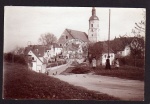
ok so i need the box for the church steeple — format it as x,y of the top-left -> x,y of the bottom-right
92,7 -> 96,16
88,7 -> 100,43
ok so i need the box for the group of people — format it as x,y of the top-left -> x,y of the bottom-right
91,56 -> 120,69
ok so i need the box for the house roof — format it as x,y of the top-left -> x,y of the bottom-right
109,37 -> 134,52
24,45 -> 46,57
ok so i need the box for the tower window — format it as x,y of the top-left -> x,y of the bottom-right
91,29 -> 93,32
91,24 -> 93,27
92,34 -> 93,36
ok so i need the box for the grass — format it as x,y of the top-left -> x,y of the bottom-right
64,63 -> 144,81
3,62 -> 119,100
92,65 -> 144,81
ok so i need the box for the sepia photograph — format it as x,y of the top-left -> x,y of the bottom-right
3,6 -> 145,101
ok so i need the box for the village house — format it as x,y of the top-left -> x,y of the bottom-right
44,43 -> 62,62
24,44 -> 62,73
24,45 -> 47,73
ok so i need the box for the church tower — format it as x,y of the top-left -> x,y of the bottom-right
88,7 -> 100,43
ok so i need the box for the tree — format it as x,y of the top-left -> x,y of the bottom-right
130,37 -> 144,67
130,9 -> 145,67
38,33 -> 57,46
132,9 -> 145,38
88,42 -> 103,63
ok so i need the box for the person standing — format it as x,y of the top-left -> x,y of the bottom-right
105,56 -> 111,69
92,58 -> 96,69
114,58 -> 119,69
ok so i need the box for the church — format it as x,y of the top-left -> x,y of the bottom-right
58,7 -> 115,65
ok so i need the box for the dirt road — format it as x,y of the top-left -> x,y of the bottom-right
52,74 -> 144,101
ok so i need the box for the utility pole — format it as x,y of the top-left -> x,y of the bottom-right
108,9 -> 111,57
105,9 -> 111,70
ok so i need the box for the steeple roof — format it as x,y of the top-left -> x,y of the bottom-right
89,7 -> 99,21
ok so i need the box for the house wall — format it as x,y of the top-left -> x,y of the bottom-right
122,46 -> 130,56
101,53 -> 115,66
28,51 -> 45,73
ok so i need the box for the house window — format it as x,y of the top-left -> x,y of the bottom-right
60,44 -> 62,46
91,24 -> 93,27
91,29 -> 93,32
111,54 -> 113,57
92,34 -> 93,36
105,55 -> 106,58
32,57 -> 34,60
66,36 -> 68,39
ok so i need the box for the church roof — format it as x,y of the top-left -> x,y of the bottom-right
89,7 -> 99,21
89,15 -> 99,21
66,29 -> 89,42
58,29 -> 89,44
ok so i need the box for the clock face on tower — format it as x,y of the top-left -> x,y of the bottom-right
62,39 -> 88,59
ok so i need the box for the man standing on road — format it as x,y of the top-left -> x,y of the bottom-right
105,56 -> 111,69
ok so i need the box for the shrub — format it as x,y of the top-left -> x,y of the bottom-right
4,52 -> 27,65
69,65 -> 90,74
119,56 -> 144,68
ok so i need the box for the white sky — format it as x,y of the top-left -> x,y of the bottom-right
4,6 -> 146,52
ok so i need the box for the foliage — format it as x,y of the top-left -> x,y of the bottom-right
88,42 -> 103,61
38,33 -> 57,45
92,65 -> 144,81
119,56 -> 144,68
69,63 -> 90,74
4,52 -> 27,65
130,37 -> 144,56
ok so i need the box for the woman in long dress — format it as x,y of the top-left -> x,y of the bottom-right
114,58 -> 119,69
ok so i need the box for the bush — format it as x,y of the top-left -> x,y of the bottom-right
4,53 -> 27,65
69,65 -> 90,74
119,56 -> 144,68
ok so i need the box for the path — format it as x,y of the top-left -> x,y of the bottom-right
47,60 -> 72,75
52,74 -> 144,101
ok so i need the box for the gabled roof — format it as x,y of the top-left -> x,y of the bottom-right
58,29 -> 89,44
109,37 -> 134,52
24,45 -> 46,57
66,29 -> 89,42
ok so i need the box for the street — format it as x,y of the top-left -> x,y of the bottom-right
52,73 -> 144,101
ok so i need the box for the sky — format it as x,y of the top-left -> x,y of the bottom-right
4,6 -> 146,52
